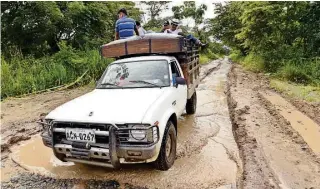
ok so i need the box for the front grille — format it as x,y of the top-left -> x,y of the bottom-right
52,122 -> 159,147
52,122 -> 111,151
54,122 -> 110,131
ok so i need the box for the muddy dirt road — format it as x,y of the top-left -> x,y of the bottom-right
1,58 -> 240,189
227,65 -> 320,189
1,59 -> 320,189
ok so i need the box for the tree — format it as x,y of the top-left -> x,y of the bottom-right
1,1 -> 142,58
1,2 -> 64,57
172,2 -> 207,40
172,2 -> 207,26
140,1 -> 170,30
209,2 -> 246,55
209,1 -> 320,73
141,1 -> 169,20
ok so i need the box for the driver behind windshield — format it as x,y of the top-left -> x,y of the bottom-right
97,60 -> 170,88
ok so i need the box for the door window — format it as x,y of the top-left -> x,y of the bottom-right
170,61 -> 181,77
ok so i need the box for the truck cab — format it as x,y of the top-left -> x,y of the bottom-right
40,34 -> 199,170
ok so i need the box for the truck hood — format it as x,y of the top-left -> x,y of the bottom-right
47,88 -> 165,124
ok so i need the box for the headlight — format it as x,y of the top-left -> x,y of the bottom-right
126,124 -> 158,143
129,125 -> 147,141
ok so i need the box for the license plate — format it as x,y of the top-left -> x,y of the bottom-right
65,128 -> 96,143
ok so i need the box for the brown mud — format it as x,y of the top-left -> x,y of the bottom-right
227,63 -> 320,189
1,86 -> 93,153
1,58 -> 240,189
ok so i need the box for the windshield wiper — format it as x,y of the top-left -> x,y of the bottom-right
99,82 -> 122,88
129,80 -> 161,87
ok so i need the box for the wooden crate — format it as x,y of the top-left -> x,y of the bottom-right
101,33 -> 184,58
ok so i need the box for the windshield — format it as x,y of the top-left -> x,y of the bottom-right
96,60 -> 170,89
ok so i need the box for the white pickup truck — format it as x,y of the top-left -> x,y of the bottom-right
40,35 -> 200,170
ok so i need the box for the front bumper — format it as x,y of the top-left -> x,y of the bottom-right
41,123 -> 159,168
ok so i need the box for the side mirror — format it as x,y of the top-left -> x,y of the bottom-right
176,77 -> 186,86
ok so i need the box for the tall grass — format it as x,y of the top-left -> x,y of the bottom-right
241,54 -> 265,73
277,58 -> 320,85
229,51 -> 320,86
1,43 -> 112,98
229,50 -> 244,63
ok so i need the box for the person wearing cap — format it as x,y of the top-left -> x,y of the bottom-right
136,21 -> 147,37
165,19 -> 207,47
115,8 -> 139,40
161,20 -> 171,33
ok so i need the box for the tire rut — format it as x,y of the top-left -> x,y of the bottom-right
227,63 -> 320,189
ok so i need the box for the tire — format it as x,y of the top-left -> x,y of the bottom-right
186,91 -> 197,114
154,121 -> 177,171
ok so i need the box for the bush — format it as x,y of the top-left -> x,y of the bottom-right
206,49 -> 219,60
278,64 -> 311,84
229,50 -> 244,63
241,54 -> 265,73
277,58 -> 320,85
200,54 -> 211,64
1,43 -> 112,99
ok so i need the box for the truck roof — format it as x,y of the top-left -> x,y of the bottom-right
112,55 -> 176,64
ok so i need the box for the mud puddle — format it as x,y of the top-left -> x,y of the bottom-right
4,59 -> 240,188
261,91 -> 320,156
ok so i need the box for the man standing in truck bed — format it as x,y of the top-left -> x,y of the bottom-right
115,8 -> 139,40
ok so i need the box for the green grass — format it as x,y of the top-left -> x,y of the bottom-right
200,54 -> 211,64
241,54 -> 265,73
229,50 -> 244,63
229,52 -> 264,72
1,43 -> 112,99
200,51 -> 220,65
229,50 -> 319,85
229,51 -> 320,102
270,79 -> 320,103
277,59 -> 320,86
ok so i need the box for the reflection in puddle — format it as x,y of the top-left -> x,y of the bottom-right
262,91 -> 320,156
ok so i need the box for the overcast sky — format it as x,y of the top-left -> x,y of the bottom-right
137,0 -> 218,27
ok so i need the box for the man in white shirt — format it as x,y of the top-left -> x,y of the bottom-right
165,19 -> 207,47
136,21 -> 147,37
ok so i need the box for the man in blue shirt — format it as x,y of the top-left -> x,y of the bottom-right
115,8 -> 139,40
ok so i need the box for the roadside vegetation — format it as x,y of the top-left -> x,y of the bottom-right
1,1 -> 224,99
1,2 -> 141,99
211,2 -> 320,100
270,79 -> 320,103
200,43 -> 226,64
1,44 -> 112,98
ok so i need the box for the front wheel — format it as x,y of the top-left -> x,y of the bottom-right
154,121 -> 177,171
186,91 -> 197,114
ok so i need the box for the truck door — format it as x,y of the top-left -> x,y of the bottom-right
170,60 -> 188,115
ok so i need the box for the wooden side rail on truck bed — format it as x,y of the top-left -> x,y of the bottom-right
101,33 -> 184,58
100,33 -> 200,99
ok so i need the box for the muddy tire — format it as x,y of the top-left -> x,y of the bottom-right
186,91 -> 197,114
154,121 -> 177,171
